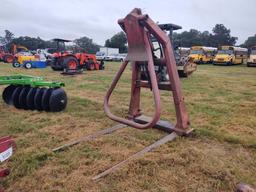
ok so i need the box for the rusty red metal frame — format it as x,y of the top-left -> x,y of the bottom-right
0,136 -> 15,178
52,8 -> 193,181
104,8 -> 191,135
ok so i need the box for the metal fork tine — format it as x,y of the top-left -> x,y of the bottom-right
92,132 -> 178,180
52,124 -> 127,152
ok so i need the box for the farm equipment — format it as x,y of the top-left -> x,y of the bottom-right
13,60 -> 47,69
13,55 -> 38,67
13,61 -> 46,69
49,39 -> 104,72
0,75 -> 67,112
53,8 -> 192,180
12,44 -> 28,55
175,48 -> 197,77
0,136 -> 16,191
12,50 -> 47,69
0,44 -> 28,64
0,46 -> 14,64
156,23 -> 197,77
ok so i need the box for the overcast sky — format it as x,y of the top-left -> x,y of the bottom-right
0,0 -> 255,45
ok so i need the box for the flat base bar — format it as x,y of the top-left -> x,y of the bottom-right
52,124 -> 127,152
135,115 -> 193,135
92,132 -> 178,180
135,115 -> 175,133
137,80 -> 172,91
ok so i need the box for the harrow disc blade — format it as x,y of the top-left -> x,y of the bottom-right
34,88 -> 46,111
49,88 -> 67,112
2,85 -> 18,105
18,86 -> 31,110
12,86 -> 24,109
41,88 -> 53,112
26,87 -> 38,110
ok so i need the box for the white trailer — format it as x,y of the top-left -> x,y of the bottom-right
96,47 -> 119,60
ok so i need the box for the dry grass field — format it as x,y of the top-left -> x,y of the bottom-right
0,62 -> 255,192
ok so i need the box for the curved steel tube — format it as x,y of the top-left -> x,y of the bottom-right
104,57 -> 161,129
104,8 -> 190,131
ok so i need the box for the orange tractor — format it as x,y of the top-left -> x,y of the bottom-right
0,44 -> 28,63
49,39 -> 104,72
0,46 -> 14,63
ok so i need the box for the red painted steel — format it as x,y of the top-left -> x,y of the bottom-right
0,136 -> 15,155
0,136 -> 15,179
104,8 -> 190,133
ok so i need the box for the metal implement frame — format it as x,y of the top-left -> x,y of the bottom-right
53,8 -> 193,181
100,8 -> 193,178
104,8 -> 191,134
0,75 -> 65,88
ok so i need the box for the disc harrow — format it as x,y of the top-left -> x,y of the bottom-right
0,75 -> 67,112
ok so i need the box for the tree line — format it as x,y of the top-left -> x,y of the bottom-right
0,24 -> 255,54
173,24 -> 238,48
0,31 -> 100,54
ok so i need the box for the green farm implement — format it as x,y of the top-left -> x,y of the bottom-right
0,75 -> 67,112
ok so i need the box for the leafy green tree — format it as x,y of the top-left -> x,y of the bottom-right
0,30 -> 14,50
105,32 -> 127,53
172,24 -> 237,48
173,29 -> 203,47
0,36 -> 4,45
74,36 -> 100,54
3,30 -> 14,45
11,36 -> 46,50
210,24 -> 237,47
242,34 -> 256,48
200,31 -> 213,46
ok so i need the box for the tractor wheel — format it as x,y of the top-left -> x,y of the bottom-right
13,62 -> 21,68
50,59 -> 63,71
63,57 -> 79,71
90,63 -> 95,70
85,61 -> 97,70
24,62 -> 32,69
99,61 -> 105,70
4,55 -> 14,63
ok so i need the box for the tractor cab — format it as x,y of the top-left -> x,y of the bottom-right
52,38 -> 73,56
